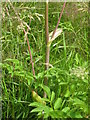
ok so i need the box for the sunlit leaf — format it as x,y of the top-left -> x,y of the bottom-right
54,98 -> 62,110
40,84 -> 51,99
62,107 -> 70,113
51,91 -> 55,103
48,28 -> 62,46
64,89 -> 70,98
32,91 -> 46,105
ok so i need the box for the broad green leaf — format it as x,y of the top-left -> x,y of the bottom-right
51,91 -> 55,102
54,98 -> 62,110
48,28 -> 62,46
40,84 -> 51,99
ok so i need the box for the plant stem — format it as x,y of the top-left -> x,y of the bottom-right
44,1 -> 66,98
8,0 -> 35,77
51,2 -> 66,39
23,29 -> 35,77
44,1 -> 49,98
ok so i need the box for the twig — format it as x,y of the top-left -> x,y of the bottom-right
51,1 -> 66,39
23,29 -> 35,76
7,0 -> 35,77
23,18 -> 35,77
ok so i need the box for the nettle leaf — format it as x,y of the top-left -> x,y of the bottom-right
40,84 -> 51,99
48,28 -> 62,46
51,91 -> 55,103
54,98 -> 62,110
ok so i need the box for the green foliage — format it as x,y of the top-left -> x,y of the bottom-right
1,2 -> 89,119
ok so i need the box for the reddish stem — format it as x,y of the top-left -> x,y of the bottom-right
23,29 -> 35,77
51,2 -> 66,39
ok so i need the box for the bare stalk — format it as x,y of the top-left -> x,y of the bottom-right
44,1 -> 49,98
51,2 -> 66,39
7,0 -> 35,77
23,29 -> 35,77
44,1 -> 66,98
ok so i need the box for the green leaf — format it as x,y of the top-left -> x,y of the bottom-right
51,91 -> 55,102
68,110 -> 83,118
31,107 -> 44,113
48,28 -> 62,46
40,84 -> 51,99
31,105 -> 53,114
72,98 -> 88,113
32,91 -> 46,105
70,84 -> 75,93
75,113 -> 83,118
4,58 -> 19,65
41,98 -> 50,102
44,113 -> 49,118
50,110 -> 63,118
64,89 -> 70,98
29,102 -> 45,107
54,98 -> 62,110
59,82 -> 68,85
62,107 -> 70,113
28,79 -> 30,85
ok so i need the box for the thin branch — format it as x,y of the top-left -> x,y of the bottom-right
23,18 -> 35,77
7,0 -> 35,77
51,1 -> 66,39
44,1 -> 49,98
23,29 -> 35,77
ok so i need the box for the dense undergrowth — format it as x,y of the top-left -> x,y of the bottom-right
0,2 -> 89,119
